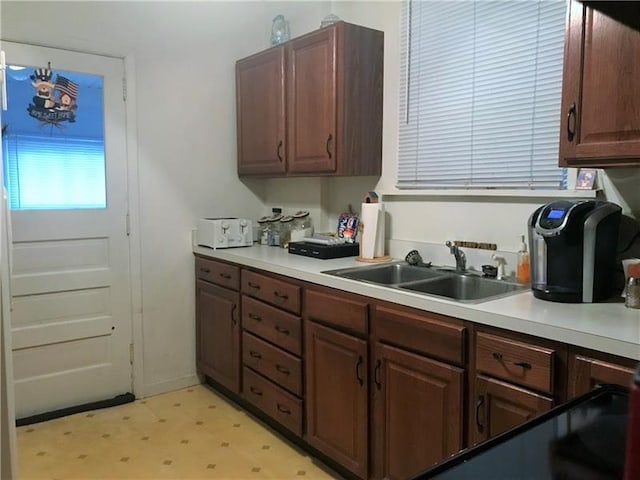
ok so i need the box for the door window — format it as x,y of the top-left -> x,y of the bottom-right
2,64 -> 106,209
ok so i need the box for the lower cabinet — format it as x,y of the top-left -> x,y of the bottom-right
473,374 -> 553,444
194,257 -> 638,479
305,320 -> 368,479
195,279 -> 240,393
371,343 -> 464,480
242,366 -> 303,436
569,354 -> 636,398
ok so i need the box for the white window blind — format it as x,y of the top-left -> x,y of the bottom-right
398,0 -> 567,189
3,134 -> 106,209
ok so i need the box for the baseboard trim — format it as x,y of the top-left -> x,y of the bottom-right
16,392 -> 135,426
140,374 -> 200,399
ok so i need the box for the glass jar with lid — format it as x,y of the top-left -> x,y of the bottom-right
290,211 -> 313,243
268,214 -> 283,246
279,215 -> 294,248
257,216 -> 270,245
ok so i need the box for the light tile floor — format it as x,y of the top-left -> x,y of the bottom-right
17,384 -> 339,479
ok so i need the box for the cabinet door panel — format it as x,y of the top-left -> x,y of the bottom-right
305,321 -> 367,478
196,280 -> 240,393
560,1 -> 640,166
570,355 -> 635,398
287,28 -> 337,173
474,375 -> 553,444
372,343 -> 464,480
236,47 -> 287,175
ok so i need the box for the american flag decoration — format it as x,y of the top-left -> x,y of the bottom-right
28,66 -> 79,125
55,75 -> 79,99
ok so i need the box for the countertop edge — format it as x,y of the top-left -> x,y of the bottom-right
193,245 -> 640,361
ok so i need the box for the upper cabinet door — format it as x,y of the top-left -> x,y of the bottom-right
559,1 -> 640,167
236,46 -> 287,176
287,27 -> 337,174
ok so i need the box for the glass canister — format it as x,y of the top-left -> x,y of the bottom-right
257,216 -> 270,245
626,277 -> 640,309
268,214 -> 283,246
279,215 -> 294,248
271,15 -> 290,45
290,211 -> 313,243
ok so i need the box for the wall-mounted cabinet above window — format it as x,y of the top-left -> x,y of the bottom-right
235,21 -> 383,178
559,1 -> 640,168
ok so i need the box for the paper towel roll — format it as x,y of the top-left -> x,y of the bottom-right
361,203 -> 385,259
375,203 -> 385,257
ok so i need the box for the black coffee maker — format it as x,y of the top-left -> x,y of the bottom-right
528,200 -> 622,303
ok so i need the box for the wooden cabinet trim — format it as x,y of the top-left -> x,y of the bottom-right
241,295 -> 302,356
242,367 -> 303,437
570,354 -> 636,398
195,256 -> 240,290
305,288 -> 368,336
476,331 -> 554,394
473,374 -> 553,444
305,320 -> 368,478
373,304 -> 466,366
241,270 -> 301,314
372,342 -> 464,479
195,279 -> 240,393
242,331 -> 302,397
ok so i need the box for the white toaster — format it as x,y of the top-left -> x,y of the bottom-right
197,218 -> 253,249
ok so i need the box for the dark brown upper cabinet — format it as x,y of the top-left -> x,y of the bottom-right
559,1 -> 640,167
236,21 -> 384,177
236,47 -> 287,176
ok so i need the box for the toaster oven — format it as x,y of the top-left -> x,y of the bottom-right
196,218 -> 253,249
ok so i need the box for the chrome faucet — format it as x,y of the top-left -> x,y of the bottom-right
446,240 -> 466,273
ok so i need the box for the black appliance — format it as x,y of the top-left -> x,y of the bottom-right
412,384 -> 630,480
528,200 -> 622,303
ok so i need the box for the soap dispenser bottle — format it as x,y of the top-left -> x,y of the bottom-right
517,234 -> 530,284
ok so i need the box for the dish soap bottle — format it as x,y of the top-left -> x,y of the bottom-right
517,234 -> 530,284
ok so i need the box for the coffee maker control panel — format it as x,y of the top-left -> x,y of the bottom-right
536,200 -> 583,235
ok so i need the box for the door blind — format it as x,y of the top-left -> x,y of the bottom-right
398,0 -> 567,189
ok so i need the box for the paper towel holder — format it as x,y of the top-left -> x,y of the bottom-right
355,220 -> 392,263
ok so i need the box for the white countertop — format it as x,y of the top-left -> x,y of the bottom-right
193,244 -> 640,360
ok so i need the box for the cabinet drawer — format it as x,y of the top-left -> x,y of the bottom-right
243,367 -> 303,437
305,288 -> 368,335
242,270 -> 301,314
373,305 -> 466,365
242,296 -> 302,356
243,332 -> 302,396
195,256 -> 240,290
476,332 -> 555,394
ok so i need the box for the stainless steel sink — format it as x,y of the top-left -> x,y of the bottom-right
399,274 -> 524,303
322,262 -> 526,303
323,262 -> 446,285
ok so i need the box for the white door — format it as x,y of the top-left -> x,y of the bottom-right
2,42 -> 133,418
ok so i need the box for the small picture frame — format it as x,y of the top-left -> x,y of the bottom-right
576,168 -> 596,190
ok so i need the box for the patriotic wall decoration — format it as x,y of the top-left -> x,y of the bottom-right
27,64 -> 79,125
